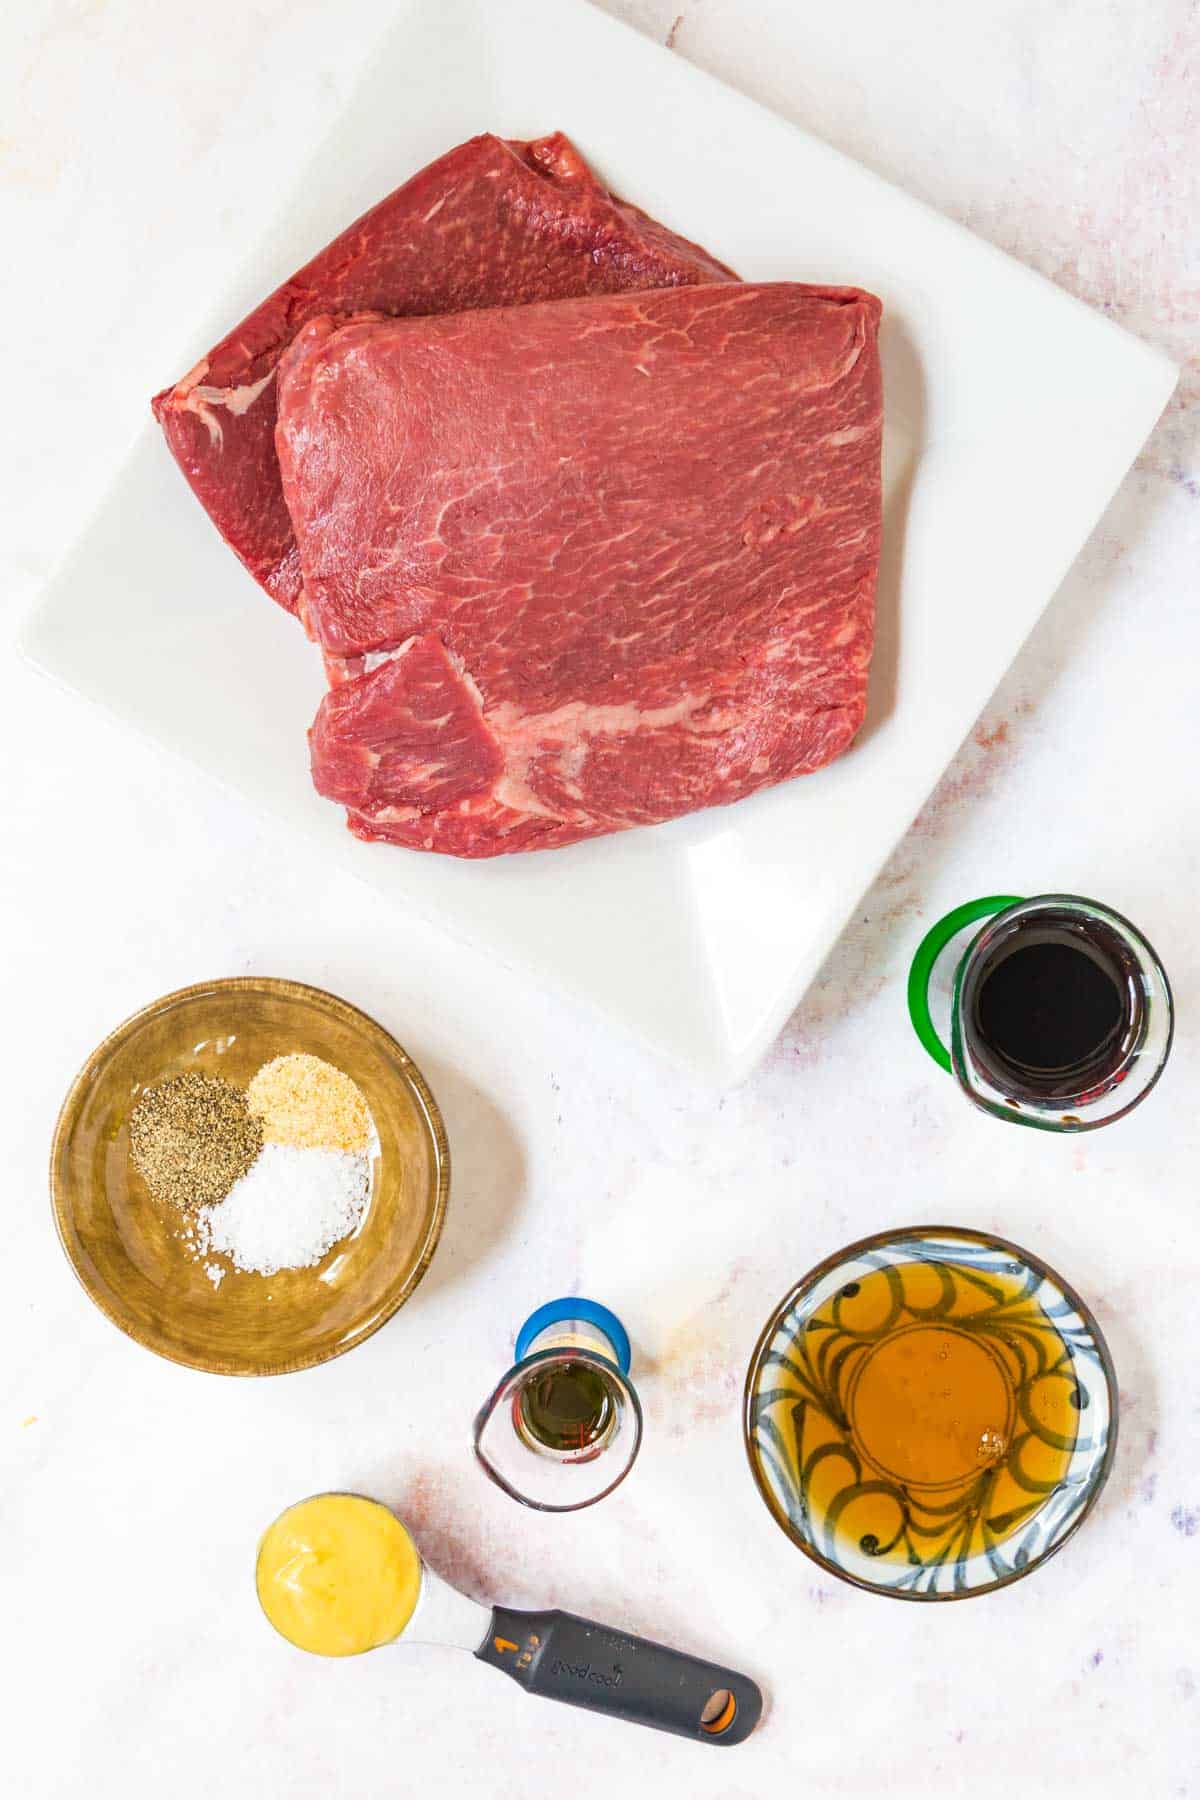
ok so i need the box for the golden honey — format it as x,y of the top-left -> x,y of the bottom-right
757,1260 -> 1078,1567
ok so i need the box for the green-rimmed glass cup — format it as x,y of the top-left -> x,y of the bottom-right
907,893 -> 1172,1131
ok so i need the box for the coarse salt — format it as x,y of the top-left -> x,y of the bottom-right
196,1142 -> 370,1276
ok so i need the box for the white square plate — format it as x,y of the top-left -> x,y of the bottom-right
22,0 -> 1175,1084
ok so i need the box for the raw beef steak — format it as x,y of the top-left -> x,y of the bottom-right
279,283 -> 883,858
151,133 -> 735,614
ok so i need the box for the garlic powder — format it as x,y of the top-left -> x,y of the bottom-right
247,1053 -> 372,1153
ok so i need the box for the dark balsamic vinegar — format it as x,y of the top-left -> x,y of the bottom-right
963,909 -> 1144,1100
516,1359 -> 617,1453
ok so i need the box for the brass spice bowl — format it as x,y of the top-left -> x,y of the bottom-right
50,978 -> 449,1376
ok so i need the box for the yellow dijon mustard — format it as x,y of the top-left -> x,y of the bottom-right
256,1495 -> 421,1657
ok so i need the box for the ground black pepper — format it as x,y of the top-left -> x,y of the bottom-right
129,1072 -> 262,1209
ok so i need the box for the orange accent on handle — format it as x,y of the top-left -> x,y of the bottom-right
701,1693 -> 738,1736
493,1637 -> 519,1654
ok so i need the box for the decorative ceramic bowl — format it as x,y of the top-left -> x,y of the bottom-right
50,979 -> 449,1375
744,1227 -> 1117,1600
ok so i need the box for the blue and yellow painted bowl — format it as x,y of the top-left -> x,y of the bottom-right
744,1227 -> 1117,1600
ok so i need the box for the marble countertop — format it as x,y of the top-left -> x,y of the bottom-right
2,1 -> 1196,1792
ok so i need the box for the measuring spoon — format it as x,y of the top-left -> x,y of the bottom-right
257,1493 -> 762,1746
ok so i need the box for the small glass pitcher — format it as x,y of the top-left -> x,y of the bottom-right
473,1298 -> 642,1512
907,893 -> 1172,1132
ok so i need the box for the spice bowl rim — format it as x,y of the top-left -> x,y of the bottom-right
742,1223 -> 1119,1602
50,975 -> 451,1377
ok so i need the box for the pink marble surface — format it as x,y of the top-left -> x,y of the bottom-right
2,2 -> 1197,1794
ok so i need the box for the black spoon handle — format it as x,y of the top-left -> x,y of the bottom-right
476,1606 -> 762,1745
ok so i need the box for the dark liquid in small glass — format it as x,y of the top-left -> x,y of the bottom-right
516,1360 -> 617,1453
964,909 -> 1143,1100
